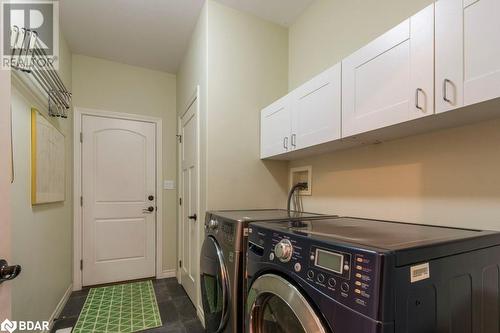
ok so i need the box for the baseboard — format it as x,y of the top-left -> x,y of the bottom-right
45,283 -> 73,332
197,305 -> 205,328
156,269 -> 176,279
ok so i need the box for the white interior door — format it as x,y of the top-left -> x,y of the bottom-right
82,115 -> 156,286
179,98 -> 199,304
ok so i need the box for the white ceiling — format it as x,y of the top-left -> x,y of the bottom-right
60,0 -> 313,73
60,0 -> 205,73
215,0 -> 314,27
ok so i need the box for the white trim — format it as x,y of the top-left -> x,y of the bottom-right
45,284 -> 73,332
73,107 -> 164,290
177,86 -> 201,304
197,305 -> 205,328
155,120 -> 164,283
176,113 -> 182,284
156,269 -> 177,279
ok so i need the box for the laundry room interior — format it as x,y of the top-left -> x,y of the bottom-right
1,0 -> 500,332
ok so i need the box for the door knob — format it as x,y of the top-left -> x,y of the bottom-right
188,214 -> 197,221
0,259 -> 21,284
143,206 -> 155,213
148,195 -> 154,201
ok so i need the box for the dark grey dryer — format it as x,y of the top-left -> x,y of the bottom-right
246,217 -> 500,333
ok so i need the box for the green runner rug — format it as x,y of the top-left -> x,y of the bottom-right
73,280 -> 162,333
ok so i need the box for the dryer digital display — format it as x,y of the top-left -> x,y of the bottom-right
315,249 -> 343,274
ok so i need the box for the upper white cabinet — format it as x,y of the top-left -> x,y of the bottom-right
260,1 -> 500,160
260,96 -> 292,158
436,0 -> 500,113
291,63 -> 341,150
260,63 -> 341,158
342,4 -> 435,137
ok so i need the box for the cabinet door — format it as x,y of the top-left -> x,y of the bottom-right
291,63 -> 341,150
435,0 -> 464,113
342,4 -> 434,137
436,0 -> 500,113
260,96 -> 291,158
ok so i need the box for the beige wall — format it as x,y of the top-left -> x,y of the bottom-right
206,0 -> 289,210
288,0 -> 500,230
10,33 -> 73,324
72,55 -> 178,272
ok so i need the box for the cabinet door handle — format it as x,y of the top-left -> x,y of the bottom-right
291,134 -> 296,148
415,88 -> 424,111
443,79 -> 452,103
283,137 -> 288,150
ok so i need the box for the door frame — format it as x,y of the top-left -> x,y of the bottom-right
73,107 -> 163,291
177,86 -> 201,303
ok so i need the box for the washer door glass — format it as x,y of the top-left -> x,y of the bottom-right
247,274 -> 326,333
259,295 -> 305,333
200,236 -> 229,333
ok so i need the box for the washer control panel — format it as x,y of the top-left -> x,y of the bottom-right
205,215 -> 235,246
249,226 -> 381,319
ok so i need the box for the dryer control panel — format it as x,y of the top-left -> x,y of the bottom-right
248,224 -> 382,319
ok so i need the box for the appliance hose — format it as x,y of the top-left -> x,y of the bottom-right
287,182 -> 308,215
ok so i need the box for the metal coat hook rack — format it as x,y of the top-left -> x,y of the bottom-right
10,26 -> 72,118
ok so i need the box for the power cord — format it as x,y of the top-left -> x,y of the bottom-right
287,182 -> 308,215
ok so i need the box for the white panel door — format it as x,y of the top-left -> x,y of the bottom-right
291,63 -> 341,150
342,4 -> 434,137
180,99 -> 198,304
82,115 -> 156,286
436,0 -> 500,113
260,96 -> 292,158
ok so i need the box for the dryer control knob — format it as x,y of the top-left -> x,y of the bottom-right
208,219 -> 219,230
274,239 -> 293,262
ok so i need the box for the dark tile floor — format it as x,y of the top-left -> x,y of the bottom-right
51,278 -> 205,333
